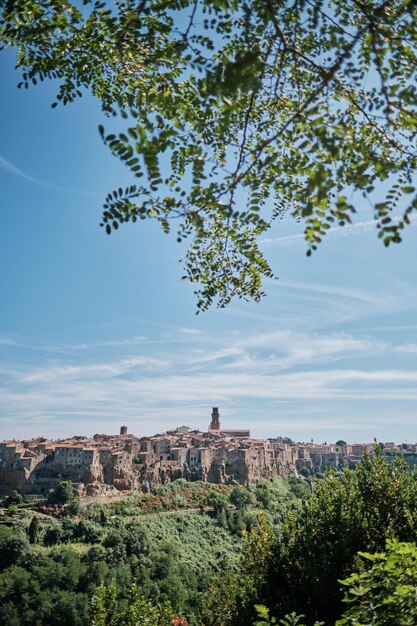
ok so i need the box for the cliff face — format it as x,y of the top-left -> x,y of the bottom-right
0,435 -> 298,495
0,444 -> 44,492
26,460 -> 106,494
0,465 -> 29,492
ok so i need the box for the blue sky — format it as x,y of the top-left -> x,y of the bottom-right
1,49 -> 417,444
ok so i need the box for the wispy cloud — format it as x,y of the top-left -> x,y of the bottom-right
18,356 -> 169,384
72,337 -> 148,350
1,266 -> 416,440
230,330 -> 387,372
394,344 -> 417,355
0,153 -> 100,197
178,327 -> 203,336
2,367 -> 417,437
278,280 -> 382,303
261,215 -> 417,248
1,322 -> 416,439
0,337 -> 18,346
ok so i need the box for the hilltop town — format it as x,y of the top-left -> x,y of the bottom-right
1,408 -> 415,496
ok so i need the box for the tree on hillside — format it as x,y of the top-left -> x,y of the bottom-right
28,515 -> 40,544
230,486 -> 254,509
1,0 -> 417,309
47,479 -> 74,505
263,451 -> 417,624
3,490 -> 23,507
91,580 -> 177,626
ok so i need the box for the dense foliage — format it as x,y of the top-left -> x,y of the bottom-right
0,478 -> 297,625
91,580 -> 177,626
1,0 -> 417,309
262,452 -> 417,624
1,457 -> 417,625
190,453 -> 417,625
337,540 -> 417,626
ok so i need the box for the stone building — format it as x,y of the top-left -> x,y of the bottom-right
0,410 -> 370,496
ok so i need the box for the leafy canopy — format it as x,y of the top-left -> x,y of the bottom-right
254,540 -> 417,625
337,540 -> 417,626
1,0 -> 417,309
47,479 -> 75,505
264,451 -> 417,623
91,580 -> 177,626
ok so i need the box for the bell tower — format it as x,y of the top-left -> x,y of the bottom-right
209,407 -> 221,431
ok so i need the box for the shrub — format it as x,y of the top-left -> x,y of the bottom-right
47,480 -> 74,505
3,490 -> 23,507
